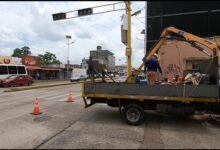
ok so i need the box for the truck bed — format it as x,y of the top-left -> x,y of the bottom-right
83,57 -> 219,103
83,82 -> 219,103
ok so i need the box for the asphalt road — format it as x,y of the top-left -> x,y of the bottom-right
0,80 -> 71,89
0,83 -> 220,149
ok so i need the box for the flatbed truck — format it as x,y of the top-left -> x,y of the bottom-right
82,27 -> 220,125
51,2 -> 220,125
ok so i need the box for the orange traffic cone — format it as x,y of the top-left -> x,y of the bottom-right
31,98 -> 42,115
67,91 -> 73,103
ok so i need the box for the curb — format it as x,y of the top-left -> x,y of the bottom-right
4,81 -> 82,92
34,80 -> 68,83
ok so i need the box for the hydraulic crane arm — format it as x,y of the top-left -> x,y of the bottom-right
128,26 -> 220,82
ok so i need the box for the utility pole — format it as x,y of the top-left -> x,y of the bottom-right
145,1 -> 147,55
66,35 -> 71,79
126,1 -> 132,82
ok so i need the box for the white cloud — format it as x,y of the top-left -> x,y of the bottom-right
0,48 -> 14,56
0,26 -> 24,44
0,1 -> 145,68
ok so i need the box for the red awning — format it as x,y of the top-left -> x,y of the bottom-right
26,66 -> 41,70
41,68 -> 63,71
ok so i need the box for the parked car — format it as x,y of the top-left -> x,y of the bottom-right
0,75 -> 34,87
70,75 -> 89,82
70,76 -> 81,82
137,74 -> 148,84
109,74 -> 115,77
139,77 -> 148,84
115,74 -> 120,78
80,75 -> 89,80
118,75 -> 127,82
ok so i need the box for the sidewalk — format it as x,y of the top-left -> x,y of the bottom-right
4,80 -> 81,92
2,78 -> 116,92
33,80 -> 70,86
33,79 -> 68,83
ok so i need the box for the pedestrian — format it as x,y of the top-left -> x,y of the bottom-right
144,53 -> 162,85
36,72 -> 40,80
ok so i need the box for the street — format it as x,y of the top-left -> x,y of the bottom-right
0,83 -> 219,149
0,80 -> 72,91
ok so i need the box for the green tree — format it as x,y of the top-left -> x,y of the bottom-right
11,46 -> 31,58
38,52 -> 61,65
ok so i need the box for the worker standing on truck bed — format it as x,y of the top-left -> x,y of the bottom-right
144,53 -> 162,85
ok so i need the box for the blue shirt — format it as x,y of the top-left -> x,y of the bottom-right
144,58 -> 162,73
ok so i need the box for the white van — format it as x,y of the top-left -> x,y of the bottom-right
0,64 -> 27,79
70,68 -> 87,82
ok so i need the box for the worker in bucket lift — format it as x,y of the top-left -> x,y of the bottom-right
144,53 -> 162,85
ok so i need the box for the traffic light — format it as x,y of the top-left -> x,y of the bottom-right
52,12 -> 66,21
78,8 -> 93,16
121,25 -> 127,46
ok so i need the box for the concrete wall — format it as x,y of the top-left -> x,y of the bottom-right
81,58 -> 89,70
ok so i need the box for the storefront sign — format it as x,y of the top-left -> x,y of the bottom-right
0,56 -> 22,65
22,56 -> 39,66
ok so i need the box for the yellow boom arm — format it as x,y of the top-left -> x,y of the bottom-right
128,26 -> 220,82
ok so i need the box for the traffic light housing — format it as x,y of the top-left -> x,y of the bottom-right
78,8 -> 93,16
52,12 -> 66,21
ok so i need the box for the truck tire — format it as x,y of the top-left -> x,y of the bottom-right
123,104 -> 144,125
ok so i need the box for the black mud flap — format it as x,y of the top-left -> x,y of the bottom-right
82,96 -> 95,108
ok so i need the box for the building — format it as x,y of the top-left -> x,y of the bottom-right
22,55 -> 65,80
22,55 -> 41,78
90,46 -> 115,72
147,1 -> 220,52
147,1 -> 220,80
81,57 -> 106,74
0,55 -> 81,80
81,58 -> 89,70
0,56 -> 22,65
72,64 -> 81,68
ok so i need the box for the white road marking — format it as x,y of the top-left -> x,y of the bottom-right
56,94 -> 82,102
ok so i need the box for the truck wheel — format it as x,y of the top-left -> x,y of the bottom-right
123,104 -> 144,125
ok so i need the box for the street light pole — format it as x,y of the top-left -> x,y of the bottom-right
67,38 -> 70,79
66,35 -> 74,79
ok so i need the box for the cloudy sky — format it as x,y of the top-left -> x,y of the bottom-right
0,1 -> 146,67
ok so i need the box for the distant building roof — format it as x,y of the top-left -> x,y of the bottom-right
90,49 -> 114,56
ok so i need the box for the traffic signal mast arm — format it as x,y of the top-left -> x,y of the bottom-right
130,26 -> 220,81
52,2 -> 125,21
52,1 -> 133,82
